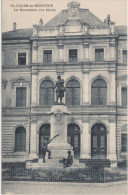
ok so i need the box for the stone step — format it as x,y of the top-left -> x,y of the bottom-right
26,162 -> 63,169
71,163 -> 85,168
38,158 -> 60,164
26,162 -> 85,169
26,158 -> 85,169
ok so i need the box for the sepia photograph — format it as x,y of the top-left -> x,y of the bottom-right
1,0 -> 127,194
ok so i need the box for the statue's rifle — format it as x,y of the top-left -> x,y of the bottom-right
48,134 -> 60,145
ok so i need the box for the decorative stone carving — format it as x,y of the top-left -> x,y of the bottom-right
2,79 -> 7,89
55,110 -> 63,122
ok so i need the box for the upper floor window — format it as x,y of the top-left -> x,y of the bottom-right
16,87 -> 26,107
91,79 -> 107,105
95,49 -> 104,62
40,80 -> 54,105
66,79 -> 80,105
18,53 -> 26,65
69,49 -> 77,62
122,87 -> 127,106
43,50 -> 52,63
15,126 -> 26,152
122,50 -> 127,63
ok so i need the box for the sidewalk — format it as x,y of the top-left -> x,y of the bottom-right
2,181 -> 128,195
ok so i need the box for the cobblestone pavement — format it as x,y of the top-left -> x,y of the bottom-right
1,181 -> 127,195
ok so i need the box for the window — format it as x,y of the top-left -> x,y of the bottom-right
66,79 -> 80,105
43,50 -> 52,63
69,49 -> 77,62
95,49 -> 104,62
18,53 -> 26,65
121,134 -> 127,152
122,87 -> 127,106
40,80 -> 54,105
15,126 -> 26,152
91,79 -> 107,105
16,87 -> 26,107
122,50 -> 127,63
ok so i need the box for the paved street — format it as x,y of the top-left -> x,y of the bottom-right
2,181 -> 127,195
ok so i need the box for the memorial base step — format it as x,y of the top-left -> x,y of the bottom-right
26,159 -> 85,169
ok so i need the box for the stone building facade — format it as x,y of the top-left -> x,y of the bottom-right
2,1 -> 127,166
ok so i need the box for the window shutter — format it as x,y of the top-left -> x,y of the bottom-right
66,88 -> 73,105
122,87 -> 127,106
22,87 -> 26,106
91,87 -> 99,105
16,88 -> 22,107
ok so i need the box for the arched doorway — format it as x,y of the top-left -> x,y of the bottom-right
67,124 -> 80,158
91,123 -> 107,159
39,124 -> 50,158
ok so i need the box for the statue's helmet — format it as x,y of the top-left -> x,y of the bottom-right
57,75 -> 61,79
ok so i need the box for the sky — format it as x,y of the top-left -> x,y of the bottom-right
2,0 -> 127,32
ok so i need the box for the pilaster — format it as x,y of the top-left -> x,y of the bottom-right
80,122 -> 91,158
109,71 -> 116,105
83,70 -> 90,105
83,43 -> 89,60
29,118 -> 38,159
108,118 -> 117,164
57,42 -> 64,62
32,41 -> 38,63
31,67 -> 38,106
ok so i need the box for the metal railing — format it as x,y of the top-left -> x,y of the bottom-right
2,167 -> 127,183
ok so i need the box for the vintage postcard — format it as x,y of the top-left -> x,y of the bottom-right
2,0 -> 127,194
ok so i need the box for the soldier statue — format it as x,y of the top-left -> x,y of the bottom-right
54,75 -> 65,104
41,134 -> 60,163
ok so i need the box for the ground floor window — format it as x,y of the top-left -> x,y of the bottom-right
15,126 -> 26,152
121,134 -> 127,152
121,124 -> 127,153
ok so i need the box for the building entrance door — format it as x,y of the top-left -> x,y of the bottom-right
39,123 -> 50,158
91,123 -> 107,159
67,124 -> 80,158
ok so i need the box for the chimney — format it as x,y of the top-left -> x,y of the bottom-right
13,22 -> 16,31
39,18 -> 43,27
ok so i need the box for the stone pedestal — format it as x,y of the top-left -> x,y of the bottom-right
48,105 -> 73,158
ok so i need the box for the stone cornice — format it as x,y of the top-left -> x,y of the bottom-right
10,77 -> 30,84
